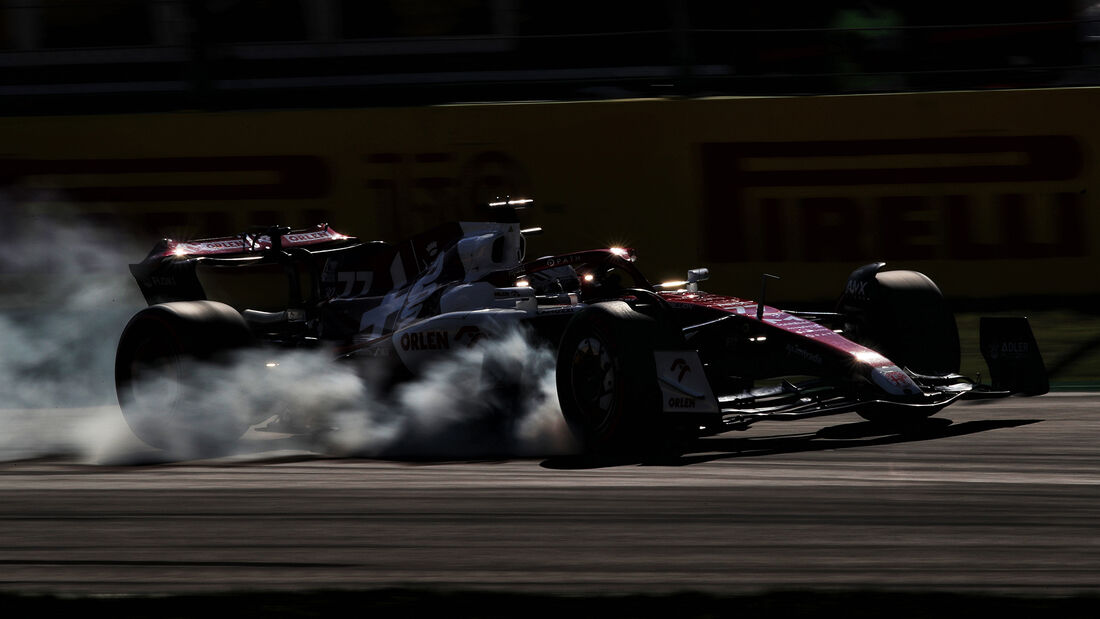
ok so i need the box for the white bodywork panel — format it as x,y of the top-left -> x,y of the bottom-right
355,221 -> 527,340
654,351 -> 719,413
392,309 -> 528,371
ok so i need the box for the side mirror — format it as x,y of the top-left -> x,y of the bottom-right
686,268 -> 709,292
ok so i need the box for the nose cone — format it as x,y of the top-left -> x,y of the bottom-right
867,363 -> 921,396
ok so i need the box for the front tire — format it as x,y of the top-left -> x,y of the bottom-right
852,270 -> 960,376
849,270 -> 959,426
556,301 -> 661,454
115,301 -> 255,454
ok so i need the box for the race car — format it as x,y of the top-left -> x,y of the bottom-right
115,203 -> 1048,454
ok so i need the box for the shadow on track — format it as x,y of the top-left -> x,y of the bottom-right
85,416 -> 1040,468
540,417 -> 1041,470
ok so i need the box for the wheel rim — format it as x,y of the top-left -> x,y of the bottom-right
569,334 -> 618,432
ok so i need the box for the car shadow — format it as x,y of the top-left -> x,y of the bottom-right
539,417 -> 1042,470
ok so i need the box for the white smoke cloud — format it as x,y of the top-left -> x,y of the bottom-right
325,328 -> 577,459
104,327 -> 576,463
0,196 -> 146,460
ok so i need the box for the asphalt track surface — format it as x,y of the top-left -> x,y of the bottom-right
1,394 -> 1098,609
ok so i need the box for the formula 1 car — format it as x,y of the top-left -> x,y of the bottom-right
115,204 -> 1048,454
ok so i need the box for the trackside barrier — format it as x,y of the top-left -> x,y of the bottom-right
1,88 -> 1097,302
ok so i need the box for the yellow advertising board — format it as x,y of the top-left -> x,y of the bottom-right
1,88 -> 1097,302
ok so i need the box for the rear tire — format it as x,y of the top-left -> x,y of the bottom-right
555,301 -> 661,455
115,301 -> 255,454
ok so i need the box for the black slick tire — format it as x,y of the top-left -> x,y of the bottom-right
555,301 -> 661,455
863,270 -> 960,376
853,270 -> 960,426
115,301 -> 254,454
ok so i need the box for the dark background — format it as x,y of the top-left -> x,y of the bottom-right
0,1 -> 1093,114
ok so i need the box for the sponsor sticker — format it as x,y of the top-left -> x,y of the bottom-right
399,330 -> 450,351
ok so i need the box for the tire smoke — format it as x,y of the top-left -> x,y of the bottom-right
0,200 -> 146,461
108,327 -> 577,462
107,326 -> 576,463
323,328 -> 577,459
